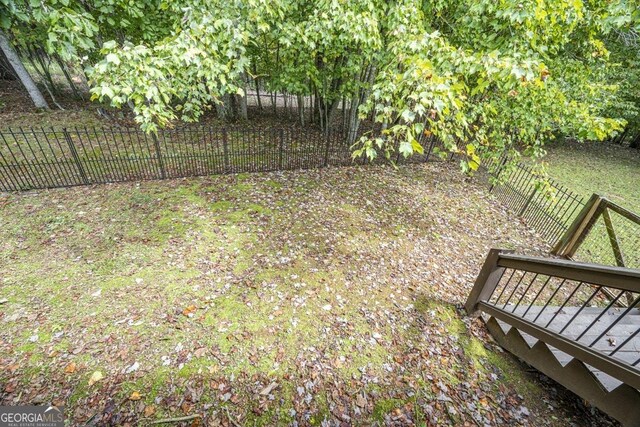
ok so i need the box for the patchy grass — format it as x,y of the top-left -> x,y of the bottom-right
543,140 -> 640,213
0,164 -> 614,426
541,141 -> 640,268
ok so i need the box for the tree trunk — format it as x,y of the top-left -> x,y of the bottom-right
271,91 -> 277,116
614,128 -> 628,145
0,47 -> 16,80
54,54 -> 83,100
215,94 -> 232,120
254,77 -> 262,111
326,98 -> 341,133
236,93 -> 248,121
297,94 -> 304,126
0,31 -> 49,109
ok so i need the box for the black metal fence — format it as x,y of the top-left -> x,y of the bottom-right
0,126 -> 448,192
487,160 -> 586,246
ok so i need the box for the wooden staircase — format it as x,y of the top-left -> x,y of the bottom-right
467,250 -> 640,426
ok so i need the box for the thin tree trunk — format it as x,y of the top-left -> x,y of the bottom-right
30,48 -> 58,96
297,94 -> 304,126
271,91 -> 276,116
0,31 -> 49,109
313,92 -> 318,125
254,76 -> 262,111
614,128 -> 628,145
216,94 -> 232,120
54,54 -> 83,100
237,92 -> 248,121
318,94 -> 325,132
342,96 -> 347,131
0,47 -> 16,80
283,92 -> 288,118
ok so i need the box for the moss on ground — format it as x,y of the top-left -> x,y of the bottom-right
0,165 -> 611,425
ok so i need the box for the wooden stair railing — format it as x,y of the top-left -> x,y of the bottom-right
466,249 -> 640,426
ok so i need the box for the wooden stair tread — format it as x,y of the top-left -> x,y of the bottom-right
490,317 -> 637,393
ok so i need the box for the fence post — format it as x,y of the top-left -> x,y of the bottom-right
62,128 -> 89,185
151,132 -> 166,179
222,128 -> 230,173
278,129 -> 284,170
465,248 -> 512,315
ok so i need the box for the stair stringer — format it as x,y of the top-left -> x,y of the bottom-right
485,315 -> 640,427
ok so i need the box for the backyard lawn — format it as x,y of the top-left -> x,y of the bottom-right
541,141 -> 640,268
544,140 -> 640,213
0,162 -> 615,426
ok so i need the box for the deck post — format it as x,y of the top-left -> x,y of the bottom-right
465,249 -> 512,315
552,193 -> 602,256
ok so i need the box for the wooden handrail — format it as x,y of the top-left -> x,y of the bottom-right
553,194 -> 640,264
497,253 -> 640,292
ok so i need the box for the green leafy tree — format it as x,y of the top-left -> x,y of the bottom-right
4,0 -> 639,168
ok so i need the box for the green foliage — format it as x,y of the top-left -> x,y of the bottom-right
0,0 -> 172,60
3,0 -> 640,168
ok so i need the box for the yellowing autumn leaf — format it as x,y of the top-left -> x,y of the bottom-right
182,305 -> 197,317
64,362 -> 76,374
88,370 -> 104,386
129,391 -> 142,401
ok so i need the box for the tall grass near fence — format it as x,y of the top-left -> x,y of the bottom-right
0,126 -> 447,192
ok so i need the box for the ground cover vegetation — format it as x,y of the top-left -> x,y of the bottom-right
1,0 -> 640,172
544,140 -> 640,213
0,163 -> 617,425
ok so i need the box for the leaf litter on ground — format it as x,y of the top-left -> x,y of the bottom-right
0,163 -> 618,426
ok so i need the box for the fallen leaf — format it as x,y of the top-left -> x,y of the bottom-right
259,381 -> 278,395
64,362 -> 77,374
144,405 -> 156,417
129,391 -> 142,401
183,305 -> 197,317
88,371 -> 104,386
